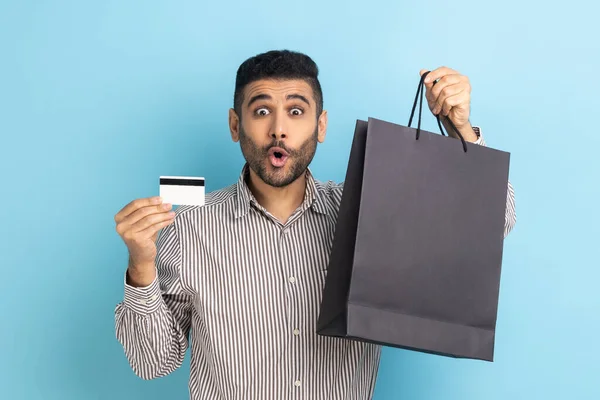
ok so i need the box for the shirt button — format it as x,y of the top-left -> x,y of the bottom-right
137,299 -> 147,305
293,329 -> 300,336
150,294 -> 158,301
289,276 -> 296,284
294,380 -> 301,387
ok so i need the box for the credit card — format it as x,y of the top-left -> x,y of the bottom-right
159,176 -> 205,206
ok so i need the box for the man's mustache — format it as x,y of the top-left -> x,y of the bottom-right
263,141 -> 295,155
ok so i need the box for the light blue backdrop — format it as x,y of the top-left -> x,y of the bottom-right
1,0 -> 598,399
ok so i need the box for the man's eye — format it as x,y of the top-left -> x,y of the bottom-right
256,108 -> 270,116
290,108 -> 303,116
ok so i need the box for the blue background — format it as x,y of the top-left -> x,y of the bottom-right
1,0 -> 598,399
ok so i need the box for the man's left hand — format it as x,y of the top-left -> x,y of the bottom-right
419,67 -> 478,142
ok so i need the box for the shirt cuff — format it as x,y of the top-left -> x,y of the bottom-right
123,271 -> 163,316
472,126 -> 486,146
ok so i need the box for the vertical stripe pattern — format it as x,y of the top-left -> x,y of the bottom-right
115,132 -> 516,400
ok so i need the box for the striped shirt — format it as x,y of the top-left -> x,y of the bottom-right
114,129 -> 516,400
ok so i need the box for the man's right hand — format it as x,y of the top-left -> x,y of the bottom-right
114,196 -> 176,287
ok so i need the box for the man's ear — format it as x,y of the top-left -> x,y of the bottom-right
317,110 -> 328,143
229,108 -> 240,142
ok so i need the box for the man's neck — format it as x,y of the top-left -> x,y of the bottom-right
246,167 -> 307,224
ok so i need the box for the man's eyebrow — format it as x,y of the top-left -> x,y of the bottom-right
247,94 -> 272,108
246,93 -> 311,108
287,94 -> 310,106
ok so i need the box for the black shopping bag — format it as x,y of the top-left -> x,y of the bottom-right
316,72 -> 511,362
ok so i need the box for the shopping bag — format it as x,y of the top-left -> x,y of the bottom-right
316,72 -> 511,361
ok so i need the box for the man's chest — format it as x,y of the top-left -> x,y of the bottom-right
180,212 -> 336,335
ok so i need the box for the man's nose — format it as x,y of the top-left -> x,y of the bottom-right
270,111 -> 287,140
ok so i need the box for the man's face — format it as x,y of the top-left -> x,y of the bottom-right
229,79 -> 327,188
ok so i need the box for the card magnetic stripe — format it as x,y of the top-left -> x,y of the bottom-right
159,178 -> 205,187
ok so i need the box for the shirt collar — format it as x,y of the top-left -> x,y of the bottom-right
235,163 -> 328,219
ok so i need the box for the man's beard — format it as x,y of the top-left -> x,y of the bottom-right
239,126 -> 318,188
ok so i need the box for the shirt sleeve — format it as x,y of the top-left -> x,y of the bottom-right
114,216 -> 194,380
471,126 -> 517,238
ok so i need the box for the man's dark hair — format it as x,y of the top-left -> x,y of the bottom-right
233,50 -> 323,119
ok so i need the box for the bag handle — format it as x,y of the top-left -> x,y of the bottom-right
407,71 -> 468,153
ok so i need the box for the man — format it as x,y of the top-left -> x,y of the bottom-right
114,50 -> 516,399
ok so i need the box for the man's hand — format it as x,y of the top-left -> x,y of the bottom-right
114,196 -> 176,287
419,67 -> 478,142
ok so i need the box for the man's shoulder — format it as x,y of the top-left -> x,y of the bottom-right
313,178 -> 345,209
314,178 -> 344,194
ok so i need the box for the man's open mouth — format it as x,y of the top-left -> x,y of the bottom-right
268,147 -> 290,168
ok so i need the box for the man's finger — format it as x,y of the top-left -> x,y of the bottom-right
441,91 -> 469,116
115,196 -> 163,224
430,75 -> 463,101
137,218 -> 176,241
432,83 -> 465,114
423,66 -> 459,84
122,201 -> 173,229
128,210 -> 176,235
